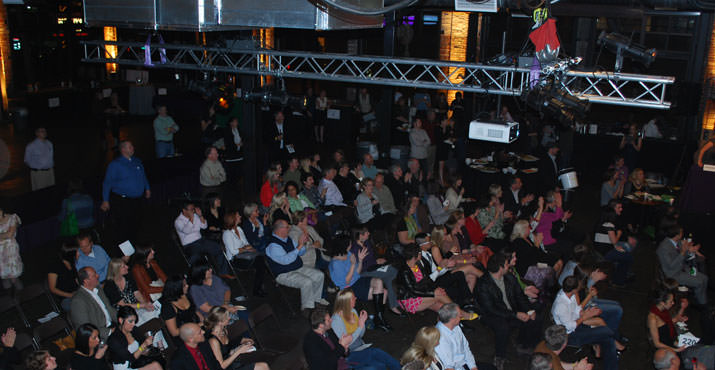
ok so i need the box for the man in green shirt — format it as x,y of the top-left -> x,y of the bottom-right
153,105 -> 179,158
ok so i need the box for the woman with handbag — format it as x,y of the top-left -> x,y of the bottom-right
107,306 -> 163,370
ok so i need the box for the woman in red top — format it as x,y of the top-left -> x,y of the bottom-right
259,169 -> 281,208
462,202 -> 485,246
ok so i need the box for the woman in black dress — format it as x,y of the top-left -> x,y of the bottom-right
159,275 -> 202,345
69,323 -> 109,370
204,306 -> 269,370
47,242 -> 78,312
107,307 -> 162,370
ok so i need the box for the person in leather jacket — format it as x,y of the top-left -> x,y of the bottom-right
477,252 -> 543,365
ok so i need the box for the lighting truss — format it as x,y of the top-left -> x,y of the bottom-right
81,40 -> 675,109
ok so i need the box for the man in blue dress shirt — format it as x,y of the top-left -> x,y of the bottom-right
101,141 -> 150,244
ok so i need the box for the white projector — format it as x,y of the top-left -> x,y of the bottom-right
468,120 -> 519,144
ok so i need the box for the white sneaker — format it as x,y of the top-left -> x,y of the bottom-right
315,298 -> 330,306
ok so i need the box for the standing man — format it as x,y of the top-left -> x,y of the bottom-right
263,110 -> 293,165
24,126 -> 55,191
538,142 -> 560,194
153,105 -> 179,158
101,141 -> 150,244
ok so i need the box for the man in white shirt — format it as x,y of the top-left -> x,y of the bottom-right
435,303 -> 492,370
318,167 -> 347,207
551,276 -> 619,370
23,126 -> 55,191
174,201 -> 232,277
70,267 -> 116,340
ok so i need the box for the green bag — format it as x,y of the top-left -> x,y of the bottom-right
59,200 -> 79,237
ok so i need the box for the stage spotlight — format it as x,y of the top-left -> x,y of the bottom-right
523,85 -> 589,124
597,31 -> 656,72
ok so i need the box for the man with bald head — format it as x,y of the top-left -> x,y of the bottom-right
170,323 -> 220,370
101,140 -> 151,244
265,219 -> 327,315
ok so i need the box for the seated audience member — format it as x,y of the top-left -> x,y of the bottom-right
400,326 -> 443,370
0,327 -> 20,369
396,244 -> 464,316
434,303 -> 497,370
131,244 -> 167,303
75,231 -> 111,282
385,165 -> 410,209
71,266 -> 117,340
557,244 -> 591,287
355,178 -> 388,230
160,276 -> 201,345
426,182 -> 451,226
329,238 -> 392,331
604,232 -> 637,287
199,147 -> 227,198
373,173 -> 398,215
223,211 -> 267,297
397,197 -> 425,246
503,176 -> 534,219
107,306 -> 163,370
308,153 -> 323,181
656,224 -> 708,305
624,168 -> 649,195
283,157 -> 302,188
70,323 -> 110,370
552,276 -> 620,370
318,167 -> 348,208
593,199 -> 625,255
59,178 -> 95,230
204,307 -> 270,370
330,290 -> 400,368
24,350 -> 57,370
268,192 -> 292,225
303,308 -> 350,370
535,325 -> 593,370
203,193 -> 224,238
444,210 -> 480,257
476,195 -> 507,251
535,191 -> 573,259
189,262 -> 243,320
259,169 -> 281,209
609,154 -> 629,185
242,203 -> 269,252
648,288 -> 715,369
289,210 -> 327,270
48,242 -> 79,312
285,181 -> 317,214
170,323 -> 221,370
527,353 -> 554,370
265,219 -> 327,314
463,202 -> 486,247
362,153 -> 378,180
300,173 -> 324,211
501,248 -> 541,301
405,158 -> 426,197
334,162 -> 360,204
174,201 -> 231,276
104,259 -> 157,324
653,349 -> 681,370
350,227 -> 401,313
510,220 -> 562,277
444,175 -> 466,213
427,227 -> 483,306
477,252 -> 542,366
600,169 -> 624,207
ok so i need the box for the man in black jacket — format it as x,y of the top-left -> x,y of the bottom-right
263,110 -> 293,164
170,323 -> 221,370
477,253 -> 542,370
537,142 -> 560,195
303,308 -> 351,370
503,176 -> 535,219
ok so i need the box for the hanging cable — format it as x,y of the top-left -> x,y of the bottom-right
320,0 -> 420,16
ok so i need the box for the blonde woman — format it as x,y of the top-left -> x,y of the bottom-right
400,326 -> 443,370
204,306 -> 269,370
330,289 -> 401,369
103,259 -> 158,325
625,168 -> 649,194
429,225 -> 482,297
268,192 -> 292,225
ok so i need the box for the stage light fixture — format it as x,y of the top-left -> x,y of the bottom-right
597,31 -> 656,72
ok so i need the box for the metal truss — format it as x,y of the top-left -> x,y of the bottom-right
82,40 -> 675,109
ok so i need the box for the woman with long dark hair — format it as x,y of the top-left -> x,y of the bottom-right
107,306 -> 163,370
47,241 -> 79,312
70,323 -> 109,370
130,244 -> 167,303
159,275 -> 201,344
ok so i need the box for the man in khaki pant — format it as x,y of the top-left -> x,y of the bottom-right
24,127 -> 54,191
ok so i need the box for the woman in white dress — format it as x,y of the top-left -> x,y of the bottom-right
0,206 -> 23,290
400,326 -> 444,370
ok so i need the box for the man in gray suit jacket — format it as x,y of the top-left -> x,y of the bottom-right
70,266 -> 117,340
655,225 -> 708,305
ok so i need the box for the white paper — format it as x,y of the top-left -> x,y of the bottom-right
157,88 -> 167,96
48,97 -> 60,108
118,240 -> 135,256
678,332 -> 700,348
327,109 -> 341,120
286,144 -> 295,154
